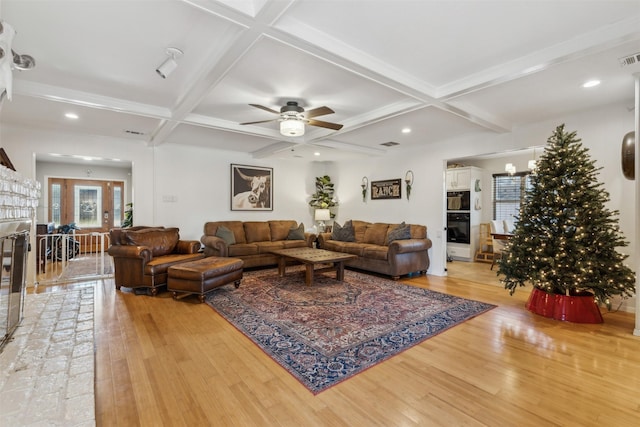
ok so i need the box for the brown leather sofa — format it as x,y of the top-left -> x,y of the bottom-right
317,220 -> 432,279
108,226 -> 203,295
201,220 -> 315,268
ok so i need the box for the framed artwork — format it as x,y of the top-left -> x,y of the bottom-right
371,178 -> 402,200
230,164 -> 273,211
0,148 -> 16,171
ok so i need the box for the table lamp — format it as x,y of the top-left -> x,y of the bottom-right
314,209 -> 331,232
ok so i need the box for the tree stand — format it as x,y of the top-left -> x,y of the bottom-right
525,287 -> 603,324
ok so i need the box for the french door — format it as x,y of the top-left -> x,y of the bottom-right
48,178 -> 125,251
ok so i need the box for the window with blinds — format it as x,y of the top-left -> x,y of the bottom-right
492,172 -> 532,221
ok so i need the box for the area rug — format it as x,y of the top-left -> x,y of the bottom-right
206,267 -> 495,394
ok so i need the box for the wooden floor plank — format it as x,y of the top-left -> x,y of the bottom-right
36,260 -> 640,426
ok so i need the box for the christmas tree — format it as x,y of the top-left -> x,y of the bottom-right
498,124 -> 635,308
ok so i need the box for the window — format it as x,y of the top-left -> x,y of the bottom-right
492,172 -> 532,221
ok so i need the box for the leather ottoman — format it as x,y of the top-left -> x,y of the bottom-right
168,257 -> 244,303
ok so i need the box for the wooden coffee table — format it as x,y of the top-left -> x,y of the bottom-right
270,247 -> 357,286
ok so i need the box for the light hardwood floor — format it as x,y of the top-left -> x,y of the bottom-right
35,260 -> 640,426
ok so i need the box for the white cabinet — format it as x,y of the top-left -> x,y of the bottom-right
446,168 -> 472,190
447,243 -> 471,260
446,167 -> 483,262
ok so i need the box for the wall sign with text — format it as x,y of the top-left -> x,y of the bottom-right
371,179 -> 402,200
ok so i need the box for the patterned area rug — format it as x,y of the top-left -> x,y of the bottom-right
206,268 -> 495,394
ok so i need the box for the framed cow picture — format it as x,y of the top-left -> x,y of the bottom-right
230,164 -> 273,211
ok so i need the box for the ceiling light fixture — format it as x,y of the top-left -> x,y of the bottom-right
156,47 -> 183,79
582,79 -> 600,88
65,112 -> 78,119
505,163 -> 516,175
402,127 -> 411,134
280,119 -> 305,137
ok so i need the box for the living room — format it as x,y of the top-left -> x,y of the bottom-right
1,1 -> 640,425
1,1 -> 638,284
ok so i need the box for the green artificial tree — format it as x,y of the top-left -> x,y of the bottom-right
308,175 -> 338,216
498,124 -> 635,309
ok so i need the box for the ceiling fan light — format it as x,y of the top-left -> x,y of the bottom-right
280,119 -> 304,137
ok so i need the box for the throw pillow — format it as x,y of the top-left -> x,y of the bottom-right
215,225 -> 236,245
387,222 -> 411,243
287,223 -> 305,240
332,220 -> 355,242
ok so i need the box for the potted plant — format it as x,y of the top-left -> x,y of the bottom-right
122,203 -> 133,228
497,125 -> 635,323
308,175 -> 338,217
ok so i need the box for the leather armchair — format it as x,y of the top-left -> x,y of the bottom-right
108,226 -> 203,295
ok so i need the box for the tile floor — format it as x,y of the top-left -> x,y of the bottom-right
0,285 -> 95,426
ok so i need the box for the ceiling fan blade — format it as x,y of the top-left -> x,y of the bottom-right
303,106 -> 334,119
239,119 -> 278,125
307,119 -> 343,130
249,104 -> 280,115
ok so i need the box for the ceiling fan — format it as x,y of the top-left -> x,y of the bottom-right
240,101 -> 343,137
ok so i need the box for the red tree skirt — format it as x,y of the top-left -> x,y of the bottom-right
525,287 -> 603,324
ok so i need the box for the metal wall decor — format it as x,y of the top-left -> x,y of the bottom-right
371,178 -> 401,200
361,176 -> 368,201
404,170 -> 414,200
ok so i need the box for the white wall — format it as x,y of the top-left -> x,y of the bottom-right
1,103 -> 636,312
150,143 -> 324,240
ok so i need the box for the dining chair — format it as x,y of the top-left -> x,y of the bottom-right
490,220 -> 507,270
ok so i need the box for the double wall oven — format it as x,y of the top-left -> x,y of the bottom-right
446,191 -> 471,244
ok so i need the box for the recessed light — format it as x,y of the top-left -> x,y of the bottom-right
65,112 -> 79,119
401,127 -> 411,134
582,80 -> 600,88
314,152 -> 320,156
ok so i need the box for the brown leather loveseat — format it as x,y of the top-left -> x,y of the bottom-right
317,220 -> 432,279
108,226 -> 203,295
201,220 -> 315,268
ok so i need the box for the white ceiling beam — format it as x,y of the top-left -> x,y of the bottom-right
439,15 -> 640,100
150,0 -> 298,145
14,81 -> 171,119
266,16 -> 511,135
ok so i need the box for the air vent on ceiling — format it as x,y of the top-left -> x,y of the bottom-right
381,141 -> 399,147
619,52 -> 640,67
124,129 -> 145,136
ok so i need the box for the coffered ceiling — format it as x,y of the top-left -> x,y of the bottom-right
1,0 -> 639,162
